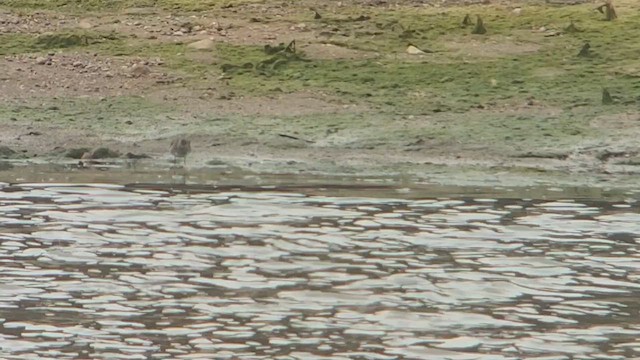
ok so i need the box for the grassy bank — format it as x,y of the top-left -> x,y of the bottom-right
0,0 -> 639,166
3,1 -> 639,112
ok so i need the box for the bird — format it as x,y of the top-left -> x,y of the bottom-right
170,138 -> 191,166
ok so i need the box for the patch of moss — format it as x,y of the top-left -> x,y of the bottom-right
0,96 -> 178,135
0,31 -> 123,55
214,1 -> 640,113
65,148 -> 92,159
35,33 -> 91,48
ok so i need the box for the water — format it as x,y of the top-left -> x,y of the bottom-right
0,182 -> 639,359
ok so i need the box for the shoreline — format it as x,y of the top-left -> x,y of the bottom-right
1,157 -> 638,201
2,0 -> 640,195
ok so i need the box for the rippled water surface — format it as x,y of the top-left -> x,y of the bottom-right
0,182 -> 639,359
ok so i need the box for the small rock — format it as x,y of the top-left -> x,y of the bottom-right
78,19 -> 93,29
129,63 -> 151,77
512,8 -> 522,15
406,45 -> 425,55
291,23 -> 307,31
72,61 -> 84,68
173,31 -> 184,36
35,56 -> 50,65
187,38 -> 215,50
65,148 -> 92,159
89,147 -> 120,159
193,25 -> 202,32
125,152 -> 150,159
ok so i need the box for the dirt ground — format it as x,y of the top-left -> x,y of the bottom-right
1,0 -> 640,188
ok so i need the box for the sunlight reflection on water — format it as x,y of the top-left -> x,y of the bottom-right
0,183 -> 639,359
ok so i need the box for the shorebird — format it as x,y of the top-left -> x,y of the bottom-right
170,138 -> 191,166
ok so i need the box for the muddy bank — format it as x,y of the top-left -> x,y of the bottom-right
2,0 -> 640,188
2,156 -> 640,201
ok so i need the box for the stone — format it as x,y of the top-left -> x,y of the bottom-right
406,45 -> 425,55
187,38 -> 215,50
65,148 -> 92,159
89,147 -> 120,159
35,56 -> 50,65
125,152 -> 150,159
78,19 -> 93,29
129,63 -> 151,77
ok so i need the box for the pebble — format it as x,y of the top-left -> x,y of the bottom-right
129,63 -> 151,77
78,19 -> 93,29
35,56 -> 51,65
187,39 -> 215,50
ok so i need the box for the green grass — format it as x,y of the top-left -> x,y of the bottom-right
3,1 -> 639,113
0,31 -> 124,55
215,43 -> 636,114
0,96 -> 183,138
208,2 -> 640,113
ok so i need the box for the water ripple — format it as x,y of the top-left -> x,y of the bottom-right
0,184 -> 638,359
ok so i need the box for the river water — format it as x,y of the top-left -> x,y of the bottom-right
0,181 -> 639,359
